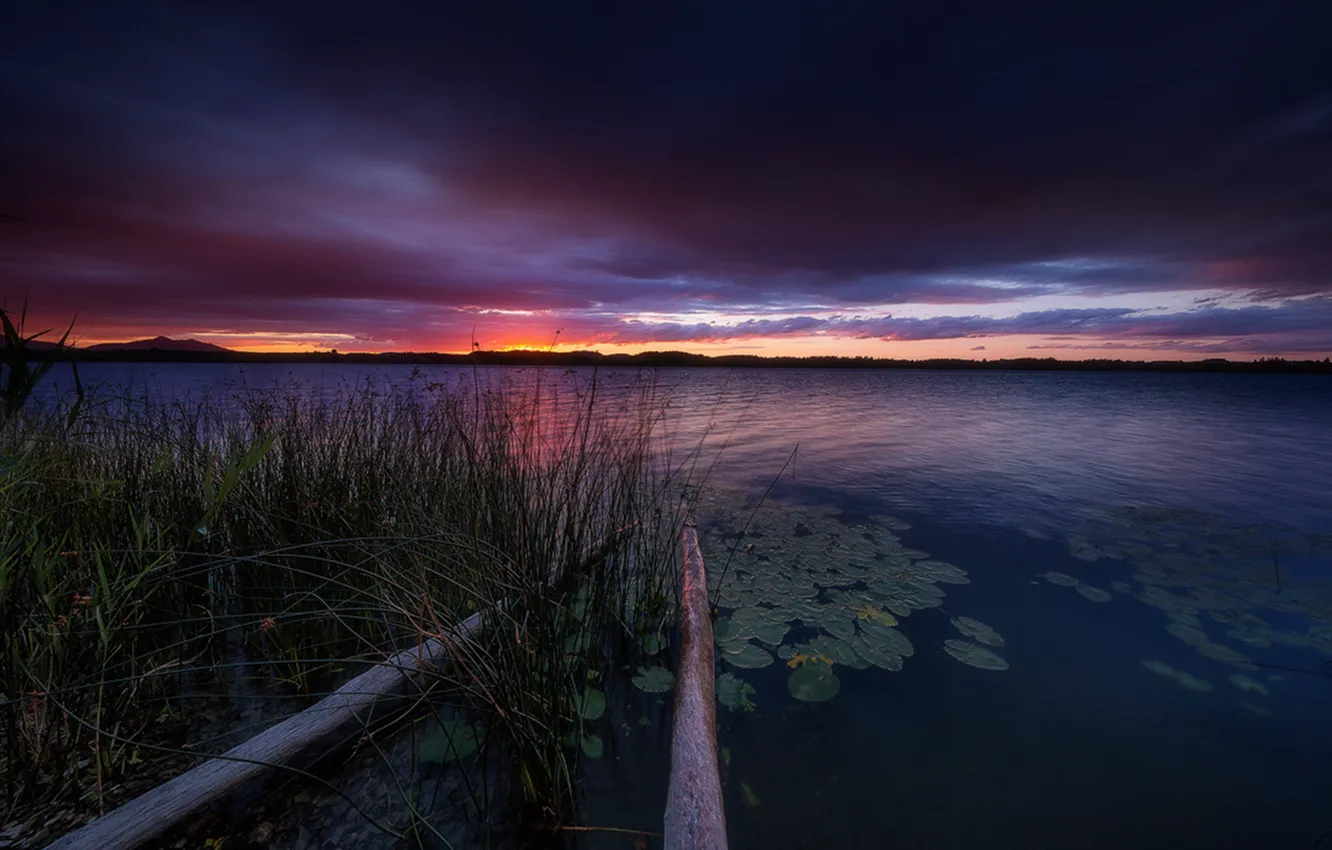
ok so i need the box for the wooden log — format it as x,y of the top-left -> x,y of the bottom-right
663,525 -> 728,850
50,529 -> 631,850
48,614 -> 483,850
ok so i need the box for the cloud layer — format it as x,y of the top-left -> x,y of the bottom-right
2,2 -> 1330,355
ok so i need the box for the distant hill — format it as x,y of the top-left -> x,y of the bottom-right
85,336 -> 231,353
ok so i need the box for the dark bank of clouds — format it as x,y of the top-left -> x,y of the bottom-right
578,298 -> 1332,347
2,1 -> 1331,349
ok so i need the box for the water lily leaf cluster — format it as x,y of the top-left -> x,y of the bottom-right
689,497 -> 1003,706
717,672 -> 758,711
1064,507 -> 1332,691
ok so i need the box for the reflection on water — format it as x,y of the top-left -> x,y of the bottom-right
46,364 -> 1332,847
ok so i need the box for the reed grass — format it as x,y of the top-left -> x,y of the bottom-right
0,362 -> 696,841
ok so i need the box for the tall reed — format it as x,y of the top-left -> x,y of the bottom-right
0,366 -> 694,839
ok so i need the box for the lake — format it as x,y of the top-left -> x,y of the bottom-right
43,363 -> 1332,848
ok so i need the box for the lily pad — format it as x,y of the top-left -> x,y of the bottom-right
581,734 -> 604,759
1141,659 -> 1212,692
1166,622 -> 1210,646
631,666 -> 675,693
713,617 -> 740,642
1229,673 -> 1268,697
724,642 -> 775,669
855,604 -> 899,628
951,616 -> 1004,647
821,636 -> 871,670
1075,585 -> 1113,602
748,619 -> 791,646
849,633 -> 904,671
731,605 -> 783,631
1042,571 -> 1079,586
858,619 -> 914,657
787,660 -> 841,702
717,672 -> 757,712
914,560 -> 970,584
641,631 -> 666,655
576,687 -> 606,721
943,639 -> 1009,671
822,616 -> 858,641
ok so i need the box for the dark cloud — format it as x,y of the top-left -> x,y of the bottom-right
2,2 -> 1331,348
564,298 -> 1332,350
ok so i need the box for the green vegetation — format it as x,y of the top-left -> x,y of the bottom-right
0,312 -> 698,842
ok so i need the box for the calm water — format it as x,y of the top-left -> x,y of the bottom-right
48,364 -> 1332,848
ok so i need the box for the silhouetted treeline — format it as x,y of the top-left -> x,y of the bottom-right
18,346 -> 1332,374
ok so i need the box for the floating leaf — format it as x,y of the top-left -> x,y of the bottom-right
1166,622 -> 1210,646
713,617 -> 739,642
632,666 -> 675,693
1194,640 -> 1256,670
740,781 -> 762,809
788,658 -> 841,702
1075,585 -> 1113,603
858,619 -> 914,657
1229,673 -> 1268,697
848,633 -> 903,671
855,604 -> 899,627
1141,659 -> 1212,692
576,687 -> 606,721
420,719 -> 481,764
951,616 -> 1004,647
914,560 -> 970,584
748,619 -> 790,646
724,642 -> 775,669
731,605 -> 783,631
641,631 -> 665,655
581,734 -> 603,759
717,672 -> 757,712
943,639 -> 1008,671
822,616 -> 857,641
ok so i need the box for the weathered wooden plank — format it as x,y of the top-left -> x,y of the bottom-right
49,529 -> 632,850
48,614 -> 484,850
663,525 -> 728,850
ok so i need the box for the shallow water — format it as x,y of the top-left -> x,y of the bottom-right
50,364 -> 1332,848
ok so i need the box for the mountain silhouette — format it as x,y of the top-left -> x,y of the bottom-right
85,336 -> 232,352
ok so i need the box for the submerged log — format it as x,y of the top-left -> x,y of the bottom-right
663,525 -> 728,849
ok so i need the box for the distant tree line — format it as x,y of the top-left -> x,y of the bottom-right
16,345 -> 1332,374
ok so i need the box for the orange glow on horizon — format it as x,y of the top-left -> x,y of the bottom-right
52,325 -> 1319,362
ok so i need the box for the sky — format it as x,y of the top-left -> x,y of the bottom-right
2,2 -> 1331,358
